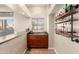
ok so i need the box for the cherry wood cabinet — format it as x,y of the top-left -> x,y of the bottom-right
27,34 -> 48,48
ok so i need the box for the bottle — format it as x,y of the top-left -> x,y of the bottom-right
75,5 -> 79,9
64,4 -> 73,12
72,4 -> 79,9
67,4 -> 71,11
64,4 -> 68,13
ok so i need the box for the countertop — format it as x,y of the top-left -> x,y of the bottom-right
28,32 -> 48,35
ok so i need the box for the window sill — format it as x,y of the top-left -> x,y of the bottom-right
0,31 -> 27,44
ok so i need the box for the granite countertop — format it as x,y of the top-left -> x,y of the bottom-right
0,31 -> 27,44
28,32 -> 48,35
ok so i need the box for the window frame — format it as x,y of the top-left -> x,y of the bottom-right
0,12 -> 14,37
32,18 -> 44,32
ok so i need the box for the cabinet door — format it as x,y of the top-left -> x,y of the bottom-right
27,35 -> 48,48
39,35 -> 48,48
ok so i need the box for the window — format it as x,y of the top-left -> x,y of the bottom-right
0,12 -> 14,37
0,20 -> 3,31
0,20 -> 4,36
32,18 -> 44,32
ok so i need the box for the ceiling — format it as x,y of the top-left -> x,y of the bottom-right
26,4 -> 49,7
0,4 -> 56,17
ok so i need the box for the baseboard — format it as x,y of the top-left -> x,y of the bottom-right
48,48 -> 58,54
23,48 -> 27,54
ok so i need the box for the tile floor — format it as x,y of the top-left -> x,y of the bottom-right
26,48 -> 56,54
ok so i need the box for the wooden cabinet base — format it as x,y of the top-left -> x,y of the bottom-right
27,35 -> 48,48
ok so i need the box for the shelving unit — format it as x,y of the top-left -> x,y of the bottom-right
55,19 -> 78,24
55,5 -> 79,42
56,10 -> 78,20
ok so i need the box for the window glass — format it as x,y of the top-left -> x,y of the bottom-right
0,19 -> 14,37
0,20 -> 3,31
0,12 -> 14,37
5,19 -> 14,36
32,18 -> 44,32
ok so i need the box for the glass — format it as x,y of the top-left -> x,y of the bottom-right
0,19 -> 14,37
0,12 -> 14,37
4,19 -> 14,36
32,18 -> 44,32
0,20 -> 3,31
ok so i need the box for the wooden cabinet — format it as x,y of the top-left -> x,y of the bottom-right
27,34 -> 48,48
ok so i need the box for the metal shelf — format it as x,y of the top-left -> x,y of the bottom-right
55,7 -> 79,43
56,10 -> 78,20
55,19 -> 78,24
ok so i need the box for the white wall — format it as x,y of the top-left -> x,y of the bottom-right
48,4 -> 64,49
0,5 -> 31,54
28,6 -> 48,32
0,5 -> 31,32
54,34 -> 79,54
14,13 -> 31,32
48,14 -> 55,49
0,5 -> 12,12
47,15 -> 49,32
53,10 -> 79,54
48,4 -> 55,15
51,5 -> 79,54
0,34 -> 26,54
